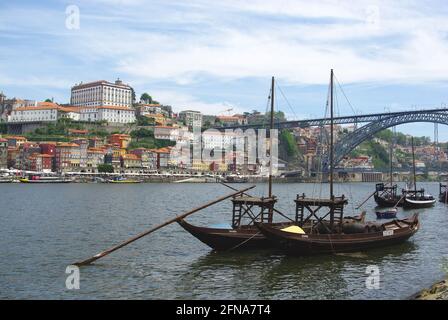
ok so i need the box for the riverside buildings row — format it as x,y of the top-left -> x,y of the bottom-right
0,134 -> 172,173
0,131 -> 260,174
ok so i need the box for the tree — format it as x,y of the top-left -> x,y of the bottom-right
98,164 -> 114,173
130,128 -> 154,140
44,98 -> 52,103
280,130 -> 299,158
131,88 -> 136,105
140,93 -> 152,104
136,115 -> 154,126
0,122 -> 6,134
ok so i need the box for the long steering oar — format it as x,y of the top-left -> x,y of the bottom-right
73,185 -> 256,266
393,193 -> 407,209
355,190 -> 377,210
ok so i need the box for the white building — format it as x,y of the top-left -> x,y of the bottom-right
137,104 -> 165,116
202,130 -> 238,150
79,106 -> 136,124
71,79 -> 133,108
178,110 -> 202,129
154,125 -> 192,141
8,103 -> 80,123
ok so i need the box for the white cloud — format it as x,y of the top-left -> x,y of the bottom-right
152,90 -> 247,115
62,0 -> 448,86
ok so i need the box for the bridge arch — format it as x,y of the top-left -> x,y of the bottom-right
323,111 -> 448,171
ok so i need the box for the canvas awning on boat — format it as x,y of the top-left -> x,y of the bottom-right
281,225 -> 305,234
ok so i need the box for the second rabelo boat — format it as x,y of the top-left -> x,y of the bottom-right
256,70 -> 420,256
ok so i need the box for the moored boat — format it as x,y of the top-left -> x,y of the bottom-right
374,183 -> 404,207
179,77 -> 289,251
106,177 -> 141,183
19,175 -> 73,183
373,129 -> 404,208
255,70 -> 420,256
375,207 -> 398,219
401,138 -> 435,209
177,201 -> 365,251
402,191 -> 436,209
256,214 -> 419,255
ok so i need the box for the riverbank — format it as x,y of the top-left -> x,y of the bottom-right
1,173 -> 445,184
410,278 -> 448,300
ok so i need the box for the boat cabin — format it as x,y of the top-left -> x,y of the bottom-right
295,193 -> 348,234
231,195 -> 277,228
375,183 -> 398,199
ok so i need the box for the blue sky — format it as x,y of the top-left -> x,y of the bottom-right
1,0 -> 448,140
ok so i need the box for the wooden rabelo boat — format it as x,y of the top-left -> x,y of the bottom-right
178,77 -> 365,251
255,70 -> 420,256
178,77 -> 290,251
256,213 -> 419,255
374,183 -> 404,207
373,129 -> 404,207
440,183 -> 448,204
401,138 -> 435,209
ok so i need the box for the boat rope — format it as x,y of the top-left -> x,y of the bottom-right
273,208 -> 295,222
226,231 -> 262,252
328,233 -> 336,255
276,83 -> 298,120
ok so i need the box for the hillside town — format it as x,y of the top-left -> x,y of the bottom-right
0,78 -> 447,181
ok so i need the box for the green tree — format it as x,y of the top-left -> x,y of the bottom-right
0,122 -> 7,134
280,130 -> 299,158
130,128 -> 154,140
136,115 -> 154,126
140,93 -> 152,103
98,164 -> 114,173
44,98 -> 52,103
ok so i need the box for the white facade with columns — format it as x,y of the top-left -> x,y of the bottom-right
71,79 -> 133,108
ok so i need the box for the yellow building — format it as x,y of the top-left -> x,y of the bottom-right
144,113 -> 166,126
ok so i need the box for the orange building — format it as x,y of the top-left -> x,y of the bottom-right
109,134 -> 131,149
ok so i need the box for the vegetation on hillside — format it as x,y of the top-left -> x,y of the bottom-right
128,128 -> 174,149
374,129 -> 431,146
350,140 -> 390,169
0,122 -> 7,134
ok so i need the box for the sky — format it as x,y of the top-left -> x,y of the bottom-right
1,0 -> 448,140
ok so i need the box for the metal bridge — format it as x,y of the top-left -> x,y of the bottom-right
214,107 -> 448,171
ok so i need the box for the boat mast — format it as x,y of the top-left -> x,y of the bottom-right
411,137 -> 417,191
330,69 -> 334,199
389,128 -> 394,186
269,76 -> 274,198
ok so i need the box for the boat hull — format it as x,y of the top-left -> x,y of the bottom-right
403,198 -> 436,209
177,220 -> 283,251
178,214 -> 366,251
376,210 -> 397,219
256,215 -> 419,256
107,180 -> 141,184
19,178 -> 72,183
374,194 -> 404,207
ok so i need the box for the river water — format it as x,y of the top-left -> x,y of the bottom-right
0,182 -> 447,299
